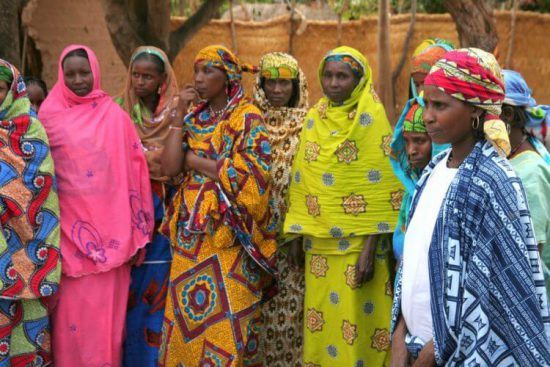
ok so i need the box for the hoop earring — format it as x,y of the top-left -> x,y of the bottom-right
472,115 -> 480,130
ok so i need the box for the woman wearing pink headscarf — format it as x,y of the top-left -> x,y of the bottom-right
38,45 -> 154,367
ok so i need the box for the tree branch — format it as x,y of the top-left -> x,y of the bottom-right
168,0 -> 225,61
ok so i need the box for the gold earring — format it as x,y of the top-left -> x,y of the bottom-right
472,115 -> 480,130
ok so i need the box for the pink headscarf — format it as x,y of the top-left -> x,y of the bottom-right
39,45 -> 154,277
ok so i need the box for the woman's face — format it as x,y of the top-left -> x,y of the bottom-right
321,61 -> 359,104
0,81 -> 9,106
422,85 -> 478,145
194,61 -> 227,101
263,78 -> 294,107
27,83 -> 46,111
411,72 -> 427,94
131,59 -> 165,98
63,56 -> 94,96
403,131 -> 432,170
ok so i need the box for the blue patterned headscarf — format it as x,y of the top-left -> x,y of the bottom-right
503,69 -> 550,163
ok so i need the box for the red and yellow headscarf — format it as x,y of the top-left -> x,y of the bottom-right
425,48 -> 510,156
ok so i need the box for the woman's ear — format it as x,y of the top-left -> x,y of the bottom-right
500,105 -> 514,125
471,106 -> 484,120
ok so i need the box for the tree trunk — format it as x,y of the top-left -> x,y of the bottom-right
0,0 -> 23,68
103,0 -> 224,66
378,0 -> 395,121
444,0 -> 499,52
102,0 -> 146,66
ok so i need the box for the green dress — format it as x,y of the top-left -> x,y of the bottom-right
510,150 -> 550,292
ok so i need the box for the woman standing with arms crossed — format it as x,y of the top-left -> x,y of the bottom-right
159,45 -> 276,366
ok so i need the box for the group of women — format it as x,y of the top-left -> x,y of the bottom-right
0,36 -> 548,367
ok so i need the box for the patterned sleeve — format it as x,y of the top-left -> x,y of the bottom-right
0,116 -> 61,299
216,109 -> 272,225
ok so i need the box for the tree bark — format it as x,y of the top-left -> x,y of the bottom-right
102,0 -> 146,66
0,0 -> 24,69
444,0 -> 499,52
378,0 -> 395,121
103,0 -> 224,66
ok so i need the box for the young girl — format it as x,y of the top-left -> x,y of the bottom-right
391,48 -> 550,366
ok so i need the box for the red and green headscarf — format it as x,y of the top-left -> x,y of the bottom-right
424,47 -> 510,156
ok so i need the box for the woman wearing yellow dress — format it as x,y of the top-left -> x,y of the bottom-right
159,45 -> 277,366
284,46 -> 403,366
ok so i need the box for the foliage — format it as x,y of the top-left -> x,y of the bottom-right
328,0 -> 378,19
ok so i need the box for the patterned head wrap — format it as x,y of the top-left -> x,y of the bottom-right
194,45 -> 258,85
411,44 -> 454,75
502,69 -> 550,153
403,102 -> 427,133
324,54 -> 363,79
0,64 -> 13,84
424,48 -> 510,156
413,38 -> 455,57
259,52 -> 299,79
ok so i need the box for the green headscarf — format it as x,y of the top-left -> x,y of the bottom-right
402,101 -> 427,133
0,65 -> 13,84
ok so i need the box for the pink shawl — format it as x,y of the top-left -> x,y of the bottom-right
39,44 -> 154,277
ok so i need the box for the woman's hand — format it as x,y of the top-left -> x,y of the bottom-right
287,238 -> 305,270
162,85 -> 200,177
355,234 -> 378,284
412,340 -> 436,367
184,150 -> 219,181
168,84 -> 199,127
391,316 -> 410,367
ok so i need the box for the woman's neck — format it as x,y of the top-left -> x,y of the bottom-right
209,92 -> 228,112
141,93 -> 160,114
509,126 -> 535,157
449,134 -> 477,168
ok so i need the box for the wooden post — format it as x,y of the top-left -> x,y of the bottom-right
378,0 -> 394,120
336,0 -> 349,47
289,0 -> 296,54
391,0 -> 417,108
505,0 -> 518,68
229,0 -> 238,54
21,30 -> 28,74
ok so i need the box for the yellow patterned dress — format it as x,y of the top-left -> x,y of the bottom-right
284,46 -> 403,366
159,47 -> 277,366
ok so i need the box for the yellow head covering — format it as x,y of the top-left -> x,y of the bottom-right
283,46 -> 403,238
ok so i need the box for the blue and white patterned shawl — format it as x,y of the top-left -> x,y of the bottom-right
391,140 -> 550,366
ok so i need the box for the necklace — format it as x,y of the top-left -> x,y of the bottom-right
509,135 -> 528,158
208,104 -> 226,122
